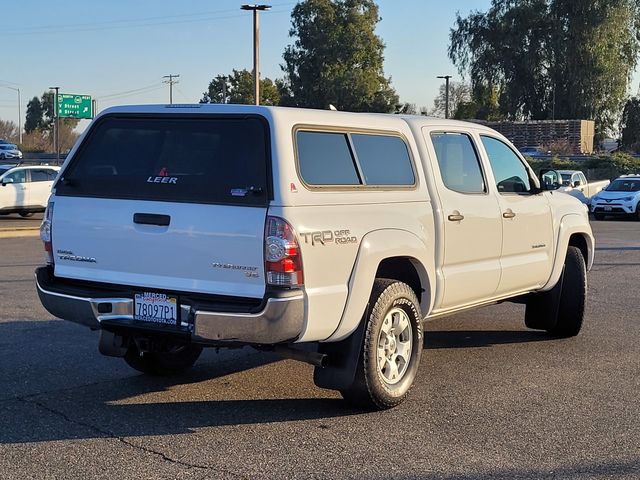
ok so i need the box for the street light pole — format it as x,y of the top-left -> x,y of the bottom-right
49,86 -> 60,164
241,4 -> 271,106
1,86 -> 21,144
437,75 -> 452,119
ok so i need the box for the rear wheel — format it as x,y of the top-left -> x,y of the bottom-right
340,279 -> 423,410
124,342 -> 203,375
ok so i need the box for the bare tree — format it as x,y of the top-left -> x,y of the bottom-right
0,119 -> 19,143
430,81 -> 471,118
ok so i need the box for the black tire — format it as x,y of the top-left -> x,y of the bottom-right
635,203 -> 640,221
19,212 -> 34,218
340,279 -> 423,410
547,246 -> 587,338
593,213 -> 605,221
124,343 -> 203,375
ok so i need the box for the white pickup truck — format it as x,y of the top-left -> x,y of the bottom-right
36,105 -> 594,410
553,169 -> 609,205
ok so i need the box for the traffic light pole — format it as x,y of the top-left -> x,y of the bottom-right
49,86 -> 60,164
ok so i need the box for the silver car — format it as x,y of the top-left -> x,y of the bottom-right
0,144 -> 23,160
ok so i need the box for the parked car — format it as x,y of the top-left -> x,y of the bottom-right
0,144 -> 23,160
0,165 -> 60,217
590,174 -> 640,220
553,170 -> 610,205
35,105 -> 594,410
519,146 -> 549,157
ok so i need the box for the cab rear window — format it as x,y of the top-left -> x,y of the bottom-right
56,115 -> 270,206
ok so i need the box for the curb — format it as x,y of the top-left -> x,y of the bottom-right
0,228 -> 40,238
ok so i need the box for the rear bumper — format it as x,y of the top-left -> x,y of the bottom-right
35,267 -> 305,345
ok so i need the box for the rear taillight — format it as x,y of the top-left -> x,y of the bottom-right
265,216 -> 303,287
40,201 -> 54,265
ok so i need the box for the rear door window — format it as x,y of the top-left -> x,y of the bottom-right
431,133 -> 486,194
56,115 -> 270,206
31,169 -> 54,182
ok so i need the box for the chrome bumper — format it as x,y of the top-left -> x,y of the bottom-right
35,267 -> 305,345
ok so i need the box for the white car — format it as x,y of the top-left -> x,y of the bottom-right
35,105 -> 594,410
0,165 -> 60,217
0,144 -> 23,160
590,174 -> 640,220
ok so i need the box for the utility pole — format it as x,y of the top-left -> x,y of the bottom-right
222,76 -> 227,104
241,4 -> 271,105
49,86 -> 60,164
1,86 -> 21,144
162,74 -> 180,104
437,75 -> 452,119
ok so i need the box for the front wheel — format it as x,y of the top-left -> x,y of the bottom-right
527,246 -> 586,337
635,203 -> 640,221
124,343 -> 203,375
340,279 -> 423,410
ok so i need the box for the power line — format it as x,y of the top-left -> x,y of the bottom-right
97,86 -> 166,103
96,83 -> 164,100
0,4 -> 293,37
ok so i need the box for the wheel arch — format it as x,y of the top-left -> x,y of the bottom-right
324,229 -> 435,342
541,214 -> 594,292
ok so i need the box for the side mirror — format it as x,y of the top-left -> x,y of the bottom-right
539,168 -> 561,191
573,180 -> 582,187
1,178 -> 13,186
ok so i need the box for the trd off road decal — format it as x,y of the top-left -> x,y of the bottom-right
299,229 -> 358,246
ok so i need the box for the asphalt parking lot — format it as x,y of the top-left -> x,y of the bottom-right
0,212 -> 43,232
0,220 -> 638,479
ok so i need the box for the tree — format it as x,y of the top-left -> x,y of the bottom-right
620,97 -> 640,151
201,69 -> 281,105
449,0 -> 640,136
25,96 -> 44,133
430,81 -> 471,118
453,84 -> 503,121
395,102 -> 417,115
22,92 -> 79,152
281,0 -> 398,112
0,119 -> 19,143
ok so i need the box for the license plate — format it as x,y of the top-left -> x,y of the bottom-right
134,292 -> 178,324
604,206 -> 612,211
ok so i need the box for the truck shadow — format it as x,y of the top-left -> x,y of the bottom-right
0,320 -> 359,444
0,320 -> 556,445
424,329 -> 553,349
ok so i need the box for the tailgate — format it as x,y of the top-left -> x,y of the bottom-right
52,113 -> 270,298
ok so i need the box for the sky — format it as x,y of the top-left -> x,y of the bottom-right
0,0 -> 492,133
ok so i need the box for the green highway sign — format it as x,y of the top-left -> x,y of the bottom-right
57,93 -> 93,119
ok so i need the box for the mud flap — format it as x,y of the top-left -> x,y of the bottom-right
98,330 -> 129,357
313,317 -> 367,391
525,266 -> 565,330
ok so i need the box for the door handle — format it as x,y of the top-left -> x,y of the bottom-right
133,213 -> 170,226
447,212 -> 465,222
503,210 -> 516,219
